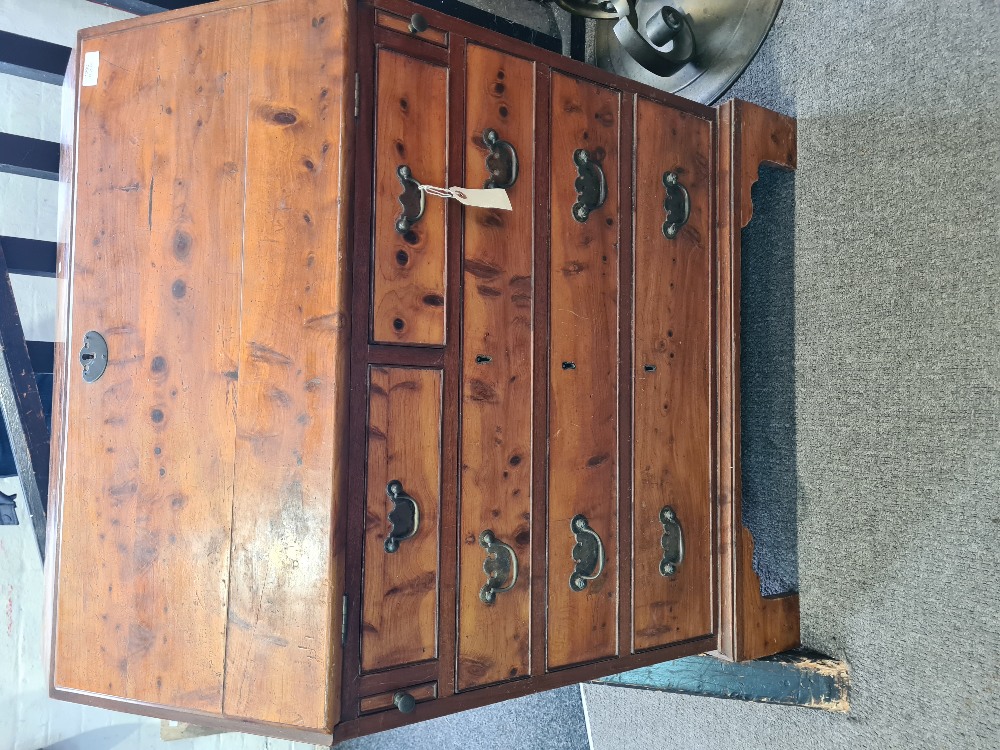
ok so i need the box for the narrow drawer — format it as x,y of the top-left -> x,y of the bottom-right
372,49 -> 448,346
359,682 -> 438,715
361,366 -> 442,671
376,10 -> 449,46
456,44 -> 536,691
631,97 -> 713,652
546,72 -> 621,671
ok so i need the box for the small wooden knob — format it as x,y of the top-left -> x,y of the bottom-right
408,13 -> 428,33
394,691 -> 416,713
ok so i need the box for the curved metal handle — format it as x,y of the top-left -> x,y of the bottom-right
395,164 -> 426,234
482,128 -> 519,190
569,514 -> 606,591
572,149 -> 607,222
662,171 -> 690,239
479,529 -> 519,604
612,4 -> 696,78
384,480 -> 420,553
659,506 -> 684,576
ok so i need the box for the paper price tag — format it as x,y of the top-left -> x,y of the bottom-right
82,51 -> 100,87
419,184 -> 512,211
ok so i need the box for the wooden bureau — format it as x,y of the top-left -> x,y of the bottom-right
44,0 -> 800,742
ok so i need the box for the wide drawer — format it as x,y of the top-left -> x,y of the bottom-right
546,71 -> 622,671
456,43 -> 536,691
631,97 -> 713,652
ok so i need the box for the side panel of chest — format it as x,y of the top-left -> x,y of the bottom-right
51,0 -> 353,735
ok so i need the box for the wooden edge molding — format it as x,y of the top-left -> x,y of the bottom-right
717,99 -> 800,662
591,648 -> 850,713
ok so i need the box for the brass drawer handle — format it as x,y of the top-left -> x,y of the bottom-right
482,128 -> 518,190
479,529 -> 518,604
384,480 -> 420,553
659,506 -> 684,576
569,514 -> 605,591
661,171 -> 690,239
571,148 -> 607,222
395,164 -> 426,234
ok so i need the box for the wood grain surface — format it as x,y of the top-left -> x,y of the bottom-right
456,44 -> 535,690
362,366 -> 442,672
223,0 -> 351,730
372,49 -> 448,345
631,97 -> 713,652
546,72 -> 620,670
54,12 -> 249,711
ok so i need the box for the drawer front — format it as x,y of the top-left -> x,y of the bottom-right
362,366 -> 442,671
631,97 -> 712,651
546,72 -> 620,670
376,10 -> 449,46
359,682 -> 438,715
372,49 -> 448,345
456,44 -> 535,690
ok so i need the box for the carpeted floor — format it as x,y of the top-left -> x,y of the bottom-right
582,0 -> 1000,748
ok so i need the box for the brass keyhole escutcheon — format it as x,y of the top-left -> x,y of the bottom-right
79,331 -> 108,383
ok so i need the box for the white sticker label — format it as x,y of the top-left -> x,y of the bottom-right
420,184 -> 512,211
82,51 -> 100,87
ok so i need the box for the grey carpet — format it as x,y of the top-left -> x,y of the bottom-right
583,0 -> 1000,748
741,165 -> 799,596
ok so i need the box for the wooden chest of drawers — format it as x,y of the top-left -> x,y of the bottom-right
44,0 -> 799,742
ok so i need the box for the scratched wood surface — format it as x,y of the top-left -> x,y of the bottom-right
631,97 -> 713,652
546,72 -> 620,671
223,0 -> 351,730
456,44 -> 535,690
362,366 -> 442,672
372,49 -> 448,345
54,12 -> 249,710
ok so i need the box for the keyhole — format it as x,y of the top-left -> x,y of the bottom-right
82,352 -> 95,362
562,361 -> 576,370
475,355 -> 492,364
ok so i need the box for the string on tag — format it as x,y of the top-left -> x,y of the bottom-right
418,183 -> 512,211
